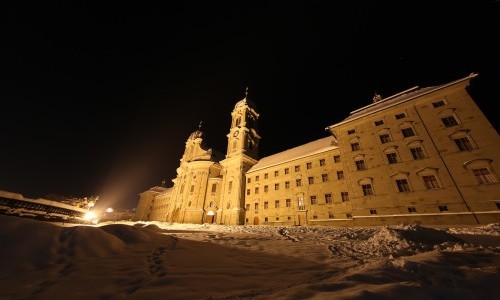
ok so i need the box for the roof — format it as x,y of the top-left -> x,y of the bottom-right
326,73 -> 478,129
247,136 -> 338,173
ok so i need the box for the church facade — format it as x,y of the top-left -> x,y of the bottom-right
133,73 -> 500,226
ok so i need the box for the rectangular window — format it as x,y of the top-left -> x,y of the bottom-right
264,173 -> 268,179
295,165 -> 300,172
264,217 -> 268,222
408,207 -> 417,213
333,155 -> 341,163
211,184 -> 217,193
313,214 -> 318,220
370,209 -> 377,215
328,212 -> 334,219
386,153 -> 398,164
321,174 -> 329,182
246,189 -> 250,195
410,147 -> 425,160
347,129 -> 356,135
308,177 -> 314,184
306,162 -> 312,169
264,201 -> 269,209
247,178 -> 251,183
190,185 -> 195,193
423,175 -> 440,189
276,216 -> 280,221
395,113 -> 406,119
255,187 -> 259,194
245,204 -> 250,210
380,134 -> 391,144
319,159 -> 326,166
374,120 -> 384,126
362,184 -> 374,196
341,192 -> 349,202
355,160 -> 367,171
441,116 -> 458,127
285,181 -> 290,188
274,183 -> 279,190
284,168 -> 289,174
264,185 -> 268,193
454,137 -> 474,151
438,205 -> 448,212
396,179 -> 411,192
473,168 -> 498,184
310,196 -> 317,205
337,171 -> 344,180
254,203 -> 259,213
255,175 -> 259,182
296,179 -> 302,187
286,199 -> 291,207
287,216 -> 292,220
402,128 -> 415,138
432,100 -> 445,108
275,200 -> 280,208
325,193 -> 332,204
274,170 -> 279,177
351,142 -> 360,151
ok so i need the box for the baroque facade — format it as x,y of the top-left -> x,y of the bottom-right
133,73 -> 500,226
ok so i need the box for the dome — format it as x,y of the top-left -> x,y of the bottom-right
188,130 -> 203,140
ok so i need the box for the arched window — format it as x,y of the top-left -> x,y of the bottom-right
416,167 -> 442,190
449,130 -> 477,151
358,177 -> 374,196
354,154 -> 367,171
390,172 -> 412,192
399,121 -> 416,138
406,140 -> 427,160
463,159 -> 499,184
383,146 -> 400,164
378,128 -> 393,144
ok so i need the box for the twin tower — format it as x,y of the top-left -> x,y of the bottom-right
134,91 -> 261,225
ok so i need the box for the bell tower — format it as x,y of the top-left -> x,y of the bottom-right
219,88 -> 260,225
226,87 -> 260,159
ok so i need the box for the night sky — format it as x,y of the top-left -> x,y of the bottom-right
2,1 -> 499,209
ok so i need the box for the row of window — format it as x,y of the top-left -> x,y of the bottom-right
360,167 -> 498,196
246,172 -> 346,195
247,159 -> 334,183
246,205 -> 453,224
246,192 -> 350,212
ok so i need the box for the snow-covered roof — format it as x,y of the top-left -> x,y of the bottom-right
247,136 -> 338,173
326,73 -> 478,129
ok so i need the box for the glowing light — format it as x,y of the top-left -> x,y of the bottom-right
106,207 -> 114,213
84,211 -> 97,221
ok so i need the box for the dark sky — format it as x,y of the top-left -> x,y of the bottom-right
1,1 -> 499,209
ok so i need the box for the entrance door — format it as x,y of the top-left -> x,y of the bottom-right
297,214 -> 306,226
205,210 -> 215,223
253,216 -> 259,225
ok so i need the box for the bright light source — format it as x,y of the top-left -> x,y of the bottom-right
106,207 -> 114,213
84,211 -> 97,221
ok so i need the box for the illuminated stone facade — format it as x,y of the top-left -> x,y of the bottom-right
134,74 -> 500,226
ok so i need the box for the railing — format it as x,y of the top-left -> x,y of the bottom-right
297,205 -> 306,210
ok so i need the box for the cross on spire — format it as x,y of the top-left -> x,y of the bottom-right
198,120 -> 203,130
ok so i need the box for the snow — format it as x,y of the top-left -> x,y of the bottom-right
0,215 -> 498,299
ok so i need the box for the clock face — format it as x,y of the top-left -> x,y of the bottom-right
233,131 -> 239,137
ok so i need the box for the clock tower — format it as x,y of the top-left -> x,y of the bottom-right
218,88 -> 260,225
